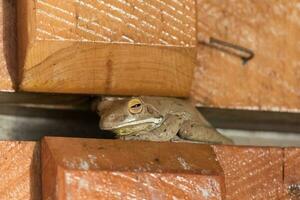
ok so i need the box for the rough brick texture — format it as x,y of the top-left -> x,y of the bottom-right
0,141 -> 40,200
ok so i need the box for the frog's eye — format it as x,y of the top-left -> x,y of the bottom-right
128,98 -> 143,114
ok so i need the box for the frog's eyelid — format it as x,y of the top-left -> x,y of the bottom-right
145,103 -> 160,115
128,98 -> 143,106
140,98 -> 147,106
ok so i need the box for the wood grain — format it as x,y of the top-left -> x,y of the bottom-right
34,0 -> 196,45
0,141 -> 40,200
20,42 -> 195,96
18,0 -> 196,96
213,145 -> 284,200
42,137 -> 225,200
0,0 -> 17,91
192,0 -> 300,111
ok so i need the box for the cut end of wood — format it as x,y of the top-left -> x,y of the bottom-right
17,0 -> 197,96
41,137 -> 225,200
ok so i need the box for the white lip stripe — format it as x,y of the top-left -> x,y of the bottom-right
114,118 -> 163,129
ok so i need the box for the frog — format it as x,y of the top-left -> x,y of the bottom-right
97,96 -> 233,144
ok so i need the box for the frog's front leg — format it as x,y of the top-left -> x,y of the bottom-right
178,121 -> 233,144
120,115 -> 182,142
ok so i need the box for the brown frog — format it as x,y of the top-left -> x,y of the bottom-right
98,96 -> 233,144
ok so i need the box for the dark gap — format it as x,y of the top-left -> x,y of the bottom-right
30,143 -> 41,200
199,107 -> 300,133
0,105 -> 114,141
0,92 -> 299,140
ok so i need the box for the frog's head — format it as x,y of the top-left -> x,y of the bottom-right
98,97 -> 163,136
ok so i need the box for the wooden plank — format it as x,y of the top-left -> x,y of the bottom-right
284,148 -> 300,200
192,0 -> 300,111
18,0 -> 196,96
213,145 -> 284,200
0,141 -> 41,199
42,137 -> 225,200
0,0 -> 17,91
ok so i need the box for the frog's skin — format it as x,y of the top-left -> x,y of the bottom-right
98,96 -> 233,144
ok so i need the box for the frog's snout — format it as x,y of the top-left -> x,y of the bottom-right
99,114 -> 115,130
100,113 -> 128,130
107,114 -> 116,121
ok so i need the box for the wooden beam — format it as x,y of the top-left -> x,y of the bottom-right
0,141 -> 40,199
0,0 -> 17,91
18,0 -> 196,96
42,137 -> 296,199
192,0 -> 300,111
42,137 -> 225,200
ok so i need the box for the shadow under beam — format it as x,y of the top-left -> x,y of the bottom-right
2,0 -> 18,90
0,105 -> 114,141
199,107 -> 300,133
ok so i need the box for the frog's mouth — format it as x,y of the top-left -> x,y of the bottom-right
104,117 -> 163,136
112,118 -> 163,129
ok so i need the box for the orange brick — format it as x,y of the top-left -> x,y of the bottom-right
213,145 -> 284,200
42,137 -> 225,200
284,148 -> 300,200
0,141 -> 40,200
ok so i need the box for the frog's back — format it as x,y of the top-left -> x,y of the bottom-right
141,96 -> 208,124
